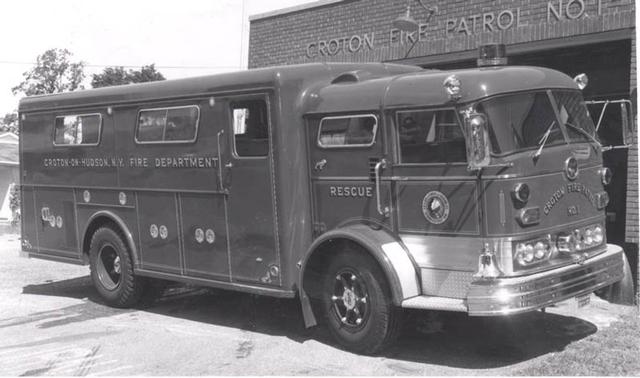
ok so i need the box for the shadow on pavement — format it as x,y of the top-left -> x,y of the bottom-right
21,277 -> 597,368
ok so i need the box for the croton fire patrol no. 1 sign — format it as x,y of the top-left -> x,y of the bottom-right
422,191 -> 450,224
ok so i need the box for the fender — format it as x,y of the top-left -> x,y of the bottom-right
83,210 -> 139,266
298,223 -> 420,327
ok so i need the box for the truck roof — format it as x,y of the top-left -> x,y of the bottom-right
19,63 -> 579,114
18,62 -> 420,112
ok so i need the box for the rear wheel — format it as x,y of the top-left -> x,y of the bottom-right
89,226 -> 144,307
322,249 -> 402,354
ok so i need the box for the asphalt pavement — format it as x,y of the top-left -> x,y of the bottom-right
0,233 -> 635,376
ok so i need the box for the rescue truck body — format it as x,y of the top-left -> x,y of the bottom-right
19,59 -> 626,353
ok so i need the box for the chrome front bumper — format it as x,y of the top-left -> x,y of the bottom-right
466,243 -> 624,316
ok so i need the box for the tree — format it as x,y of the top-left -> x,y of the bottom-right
12,48 -> 85,96
91,64 -> 166,88
0,112 -> 18,134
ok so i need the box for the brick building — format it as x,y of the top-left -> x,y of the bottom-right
248,0 -> 637,289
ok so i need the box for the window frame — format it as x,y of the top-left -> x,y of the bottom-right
229,96 -> 271,159
134,105 -> 200,145
52,113 -> 103,147
316,113 -> 379,149
395,107 -> 467,166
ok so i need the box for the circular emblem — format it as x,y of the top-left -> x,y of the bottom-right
422,191 -> 450,224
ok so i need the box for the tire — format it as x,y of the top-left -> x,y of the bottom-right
321,248 -> 402,354
89,226 -> 144,307
595,252 -> 635,305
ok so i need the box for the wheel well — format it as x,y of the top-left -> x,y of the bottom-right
82,216 -> 119,262
302,238 -> 390,301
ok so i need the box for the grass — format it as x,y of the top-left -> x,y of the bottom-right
513,311 -> 640,375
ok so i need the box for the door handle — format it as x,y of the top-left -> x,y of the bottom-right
374,159 -> 389,217
225,162 -> 233,168
216,130 -> 229,194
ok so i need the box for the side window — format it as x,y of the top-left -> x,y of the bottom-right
317,115 -> 377,148
136,106 -> 199,143
231,99 -> 269,157
54,114 -> 101,146
397,109 -> 466,163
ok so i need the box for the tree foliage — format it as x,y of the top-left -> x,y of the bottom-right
12,48 -> 85,96
91,64 -> 166,88
0,112 -> 19,135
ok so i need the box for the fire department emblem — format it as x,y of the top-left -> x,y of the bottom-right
422,191 -> 450,224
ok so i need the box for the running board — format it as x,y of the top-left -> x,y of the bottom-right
401,296 -> 468,312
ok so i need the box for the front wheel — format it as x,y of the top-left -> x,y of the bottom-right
89,226 -> 144,307
322,249 -> 402,354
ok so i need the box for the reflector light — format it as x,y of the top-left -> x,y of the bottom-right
195,228 -> 204,243
205,229 -> 215,244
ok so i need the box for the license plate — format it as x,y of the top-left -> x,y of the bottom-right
576,293 -> 591,307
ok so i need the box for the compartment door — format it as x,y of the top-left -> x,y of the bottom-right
222,95 -> 279,286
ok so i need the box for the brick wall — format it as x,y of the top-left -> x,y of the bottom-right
249,0 -> 635,68
248,0 -> 637,242
626,30 -> 638,243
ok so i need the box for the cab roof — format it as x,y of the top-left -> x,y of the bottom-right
303,65 -> 580,114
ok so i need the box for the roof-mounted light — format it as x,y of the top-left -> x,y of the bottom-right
477,44 -> 507,67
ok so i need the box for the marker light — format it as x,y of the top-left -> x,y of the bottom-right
600,167 -> 612,185
513,183 -> 530,203
517,207 -> 540,226
573,73 -> 589,90
443,75 -> 461,101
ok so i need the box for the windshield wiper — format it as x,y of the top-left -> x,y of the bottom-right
532,120 -> 556,160
563,121 -> 602,149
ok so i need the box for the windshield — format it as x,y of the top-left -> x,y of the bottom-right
477,90 -> 597,155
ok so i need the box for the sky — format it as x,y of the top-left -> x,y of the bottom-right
0,0 -> 316,115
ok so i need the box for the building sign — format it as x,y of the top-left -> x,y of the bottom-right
305,0 -> 604,57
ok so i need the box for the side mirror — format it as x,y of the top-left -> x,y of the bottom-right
465,113 -> 491,170
621,102 -> 633,146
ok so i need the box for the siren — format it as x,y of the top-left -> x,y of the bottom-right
477,44 -> 508,67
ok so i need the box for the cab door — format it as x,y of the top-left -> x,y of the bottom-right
221,94 -> 279,286
307,113 -> 392,232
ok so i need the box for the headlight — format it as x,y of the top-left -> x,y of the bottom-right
557,223 -> 605,254
513,183 -> 530,203
514,237 -> 551,267
593,225 -> 604,244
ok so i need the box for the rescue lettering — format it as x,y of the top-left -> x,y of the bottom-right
329,186 -> 373,198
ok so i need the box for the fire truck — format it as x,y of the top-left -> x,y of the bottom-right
19,45 -> 630,354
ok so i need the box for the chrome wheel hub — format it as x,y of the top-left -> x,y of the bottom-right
113,256 -> 121,274
342,288 -> 357,310
96,244 -> 122,291
331,270 -> 369,328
